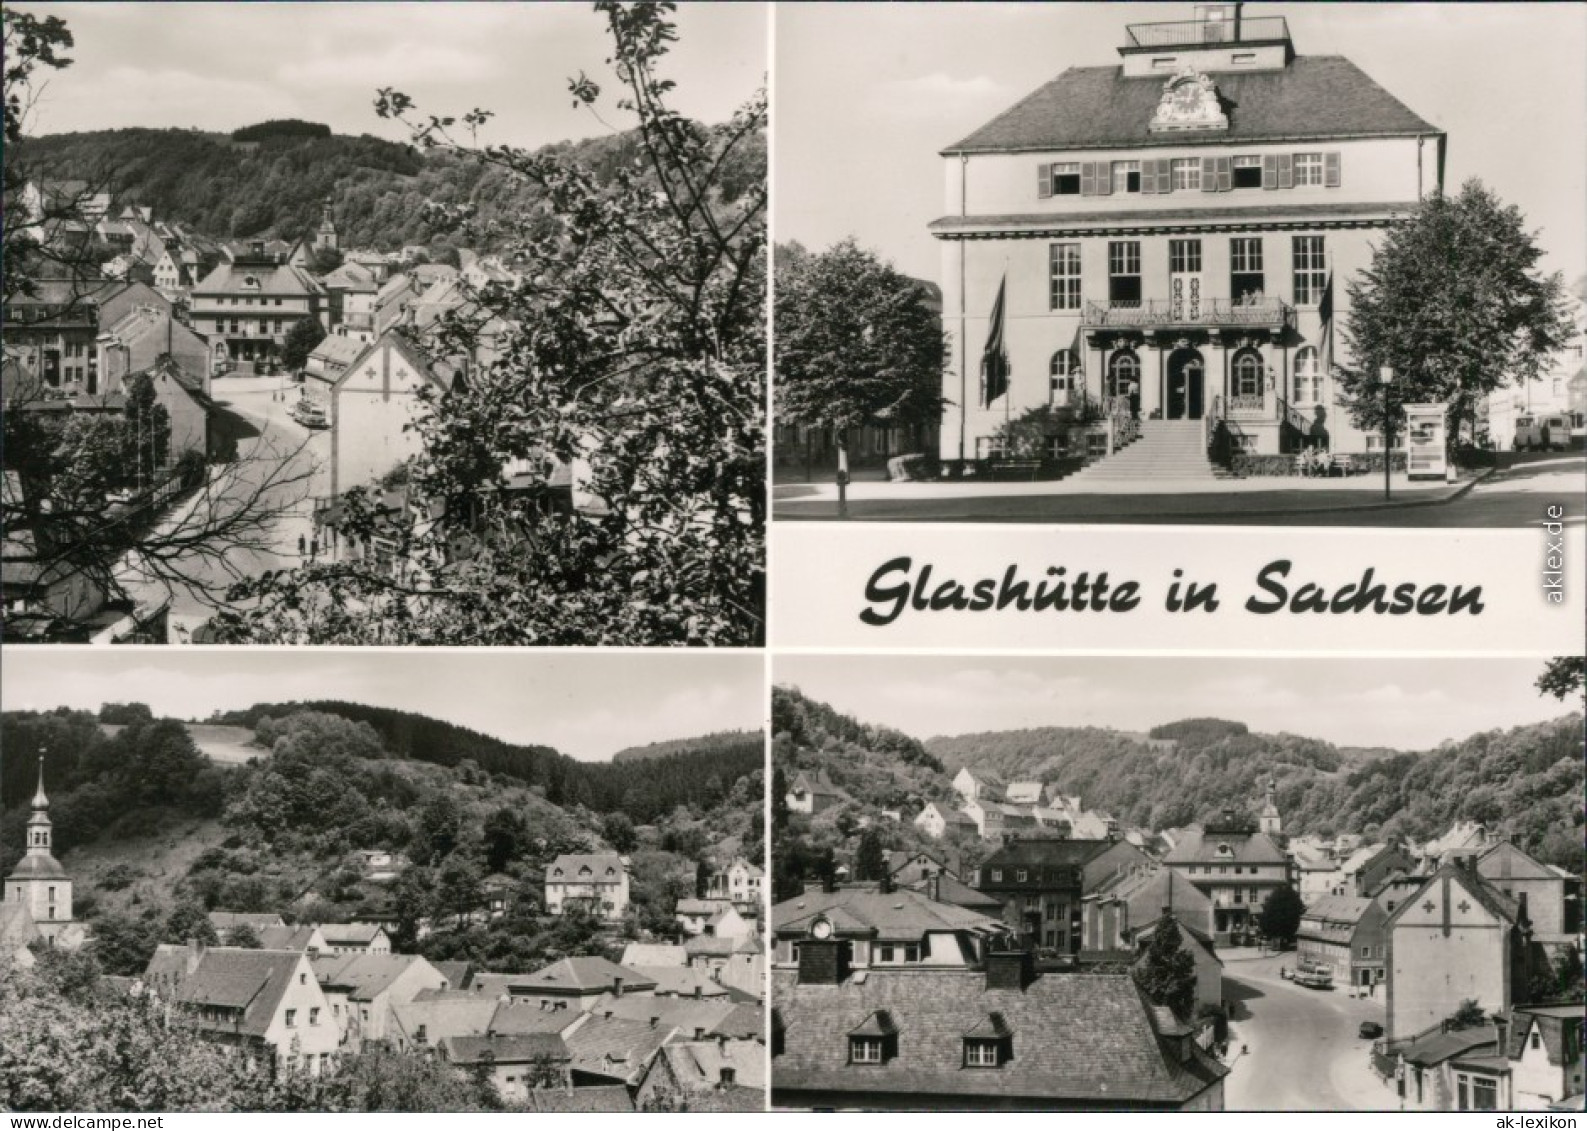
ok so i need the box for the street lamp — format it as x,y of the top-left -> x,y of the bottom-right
1380,366 -> 1395,502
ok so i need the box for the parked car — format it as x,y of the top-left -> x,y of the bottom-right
290,400 -> 328,429
1514,413 -> 1571,451
1359,1021 -> 1384,1040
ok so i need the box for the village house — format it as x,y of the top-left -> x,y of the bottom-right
1131,913 -> 1224,1015
544,853 -> 631,921
704,856 -> 765,911
772,947 -> 1228,1110
951,766 -> 1005,805
1162,810 -> 1291,942
784,770 -> 845,816
310,951 -> 449,1047
772,883 -> 1003,972
913,801 -> 977,840
3,278 -> 173,395
1083,864 -> 1217,947
933,2 -> 1445,470
559,1013 -> 677,1090
1329,843 -> 1415,898
1382,859 -> 1546,1043
975,838 -> 1111,953
143,943 -> 340,1076
301,334 -> 367,420
1500,1005 -> 1585,1110
1475,839 -> 1583,945
509,956 -> 657,1013
438,1032 -> 572,1099
317,922 -> 392,955
190,243 -> 324,370
1295,894 -> 1390,991
318,262 -> 380,334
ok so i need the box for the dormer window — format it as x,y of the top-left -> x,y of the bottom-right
848,1011 -> 898,1065
1216,843 -> 1233,857
964,1039 -> 1003,1068
850,1037 -> 884,1064
963,1012 -> 1013,1067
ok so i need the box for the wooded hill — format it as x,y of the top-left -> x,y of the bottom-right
16,120 -> 762,256
612,730 -> 761,764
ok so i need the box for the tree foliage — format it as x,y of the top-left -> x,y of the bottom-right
775,238 -> 946,435
1134,917 -> 1197,1020
217,2 -> 766,646
1256,885 -> 1305,947
1339,180 -> 1571,441
280,316 -> 326,372
1536,657 -> 1586,703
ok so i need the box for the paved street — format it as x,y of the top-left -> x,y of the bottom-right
1222,952 -> 1395,1111
773,452 -> 1586,527
117,375 -> 330,633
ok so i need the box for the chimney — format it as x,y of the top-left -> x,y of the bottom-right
985,947 -> 1036,992
797,939 -> 849,986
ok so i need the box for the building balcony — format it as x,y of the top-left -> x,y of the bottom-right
1081,296 -> 1292,333
1123,15 -> 1290,50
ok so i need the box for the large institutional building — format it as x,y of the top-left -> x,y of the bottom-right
933,4 -> 1445,468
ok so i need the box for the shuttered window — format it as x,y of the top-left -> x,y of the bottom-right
1295,153 -> 1325,186
1112,160 -> 1141,193
1052,162 -> 1081,195
1233,155 -> 1263,189
1324,151 -> 1342,187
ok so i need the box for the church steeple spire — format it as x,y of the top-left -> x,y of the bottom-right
32,755 -> 50,812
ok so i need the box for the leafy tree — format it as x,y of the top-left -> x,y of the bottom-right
219,2 -> 767,646
280,316 -> 326,373
84,909 -> 162,976
482,806 -> 526,873
1134,916 -> 1197,1020
435,852 -> 485,927
389,865 -> 434,953
1339,180 -> 1571,445
775,239 -> 946,510
601,811 -> 638,855
413,793 -> 462,865
1537,657 -> 1586,703
1256,885 -> 1305,948
165,900 -> 218,946
695,857 -> 710,900
228,923 -> 262,949
853,829 -> 887,883
1448,998 -> 1486,1029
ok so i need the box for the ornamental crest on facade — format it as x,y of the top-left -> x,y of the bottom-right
1148,66 -> 1229,132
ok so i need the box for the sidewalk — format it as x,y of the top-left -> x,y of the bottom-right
774,466 -> 1493,521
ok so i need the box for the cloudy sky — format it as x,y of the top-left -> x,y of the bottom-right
2,650 -> 766,761
23,2 -> 765,148
778,2 -> 1587,282
775,656 -> 1575,750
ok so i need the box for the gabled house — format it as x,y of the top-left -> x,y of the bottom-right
1162,814 -> 1291,942
1500,1004 -> 1586,1110
772,884 -> 1003,972
1084,864 -> 1217,947
913,802 -> 976,840
676,897 -> 735,938
1296,894 -> 1390,991
310,951 -> 449,1047
785,770 -> 845,816
558,1013 -> 675,1089
545,853 -> 630,920
317,922 -> 392,955
1131,913 -> 1224,1014
143,943 -> 340,1075
637,1038 -> 767,1111
951,766 -> 1005,805
438,1032 -> 571,1100
510,956 -> 656,1012
1476,839 -> 1583,944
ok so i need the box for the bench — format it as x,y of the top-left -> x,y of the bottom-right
986,459 -> 1042,481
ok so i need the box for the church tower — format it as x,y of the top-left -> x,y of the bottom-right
314,197 -> 338,252
6,757 -> 73,943
1258,777 -> 1282,836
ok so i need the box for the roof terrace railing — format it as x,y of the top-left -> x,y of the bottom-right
1124,16 -> 1291,49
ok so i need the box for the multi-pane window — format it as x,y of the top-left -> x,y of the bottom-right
1051,162 -> 1081,195
850,1037 -> 884,1064
1048,242 -> 1081,311
1108,351 -> 1140,398
1169,239 -> 1202,274
1231,238 -> 1265,300
1171,158 -> 1201,191
1295,153 -> 1325,186
1108,241 -> 1142,304
1233,349 -> 1264,397
1111,160 -> 1141,193
1293,236 -> 1327,305
1049,349 -> 1079,403
1293,346 -> 1322,404
965,1040 -> 1001,1068
285,1010 -> 297,1028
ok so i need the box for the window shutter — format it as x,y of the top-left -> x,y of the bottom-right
1080,162 -> 1097,196
1157,158 -> 1174,194
1141,160 -> 1158,195
1037,164 -> 1052,199
1262,154 -> 1278,190
1277,153 -> 1294,189
1324,151 -> 1342,188
1096,163 -> 1113,196
1217,156 -> 1233,192
1201,156 -> 1218,192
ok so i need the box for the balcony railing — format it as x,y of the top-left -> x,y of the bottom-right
1082,297 -> 1292,330
1124,16 -> 1290,49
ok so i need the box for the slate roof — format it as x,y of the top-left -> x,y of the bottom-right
440,1032 -> 568,1065
1398,1027 -> 1496,1068
144,945 -> 304,1039
487,1000 -> 585,1036
392,994 -> 499,1046
658,1038 -> 768,1091
193,260 -> 323,298
308,335 -> 367,368
1094,866 -> 1214,934
311,952 -> 428,1001
773,887 -> 1002,942
585,993 -> 762,1040
684,935 -> 741,959
904,874 -> 1003,913
624,966 -> 731,999
981,838 -> 1116,869
317,922 -> 387,945
254,925 -> 321,951
516,956 -> 655,995
6,853 -> 67,879
620,942 -> 688,967
561,1015 -> 676,1084
773,969 -> 1227,1105
945,57 -> 1440,154
205,912 -> 284,932
1505,1007 -> 1584,1067
522,1086 -> 634,1112
1164,828 -> 1288,866
546,853 -> 627,879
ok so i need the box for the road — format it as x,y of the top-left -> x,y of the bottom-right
117,375 -> 330,634
1222,952 -> 1396,1111
773,452 -> 1586,526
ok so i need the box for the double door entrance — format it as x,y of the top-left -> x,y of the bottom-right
1166,347 -> 1205,420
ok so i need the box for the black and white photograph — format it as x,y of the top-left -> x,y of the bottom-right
2,1 -> 767,645
773,2 -> 1585,525
0,648 -> 767,1112
769,654 -> 1585,1111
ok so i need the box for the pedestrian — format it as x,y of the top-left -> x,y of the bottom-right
310,537 -> 319,560
297,534 -> 306,557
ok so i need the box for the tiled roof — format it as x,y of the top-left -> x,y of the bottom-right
1398,1027 -> 1496,1068
1164,829 -> 1288,866
254,925 -> 320,951
773,969 -> 1227,1104
658,1038 -> 768,1091
562,1015 -> 676,1084
684,935 -> 740,958
522,1086 -> 633,1113
904,874 -> 1002,912
311,952 -> 428,1001
981,838 -> 1116,869
547,853 -> 627,878
621,942 -> 688,967
487,1000 -> 585,1036
193,260 -> 323,298
623,966 -> 731,999
316,922 -> 386,945
392,994 -> 498,1046
516,956 -> 655,994
773,887 -> 1001,941
431,960 -> 472,990
585,993 -> 761,1040
946,57 -> 1439,154
441,1031 -> 568,1065
308,335 -> 367,367
207,912 -> 284,930
1300,895 -> 1373,927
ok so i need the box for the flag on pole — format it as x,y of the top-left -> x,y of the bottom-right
980,274 -> 1011,407
1317,252 -> 1335,379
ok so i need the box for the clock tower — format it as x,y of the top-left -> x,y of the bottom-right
6,757 -> 74,944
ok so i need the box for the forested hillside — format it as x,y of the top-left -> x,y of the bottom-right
612,730 -> 760,764
926,714 -> 1583,869
205,700 -> 761,822
18,121 -> 762,255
